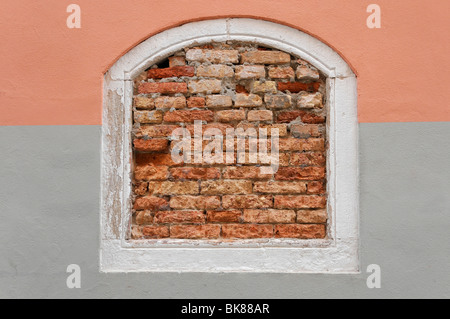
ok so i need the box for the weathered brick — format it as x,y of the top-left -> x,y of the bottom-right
279,138 -> 325,152
290,152 -> 326,166
187,97 -> 206,108
252,81 -> 277,94
299,112 -> 326,124
274,224 -> 326,239
133,196 -> 169,210
235,94 -> 263,107
264,95 -> 291,109
222,224 -> 273,238
134,110 -> 163,124
274,195 -> 326,209
296,66 -> 320,82
155,96 -> 186,109
135,210 -> 153,225
241,51 -> 290,64
186,49 -> 239,63
170,225 -> 221,239
277,111 -> 325,124
135,153 -> 180,167
222,166 -> 272,179
164,110 -> 214,123
138,82 -> 188,94
134,182 -> 148,196
216,110 -> 246,122
253,181 -> 307,194
196,65 -> 234,78
170,167 -> 220,180
275,167 -> 325,180
235,65 -> 266,79
243,209 -> 296,224
134,165 -> 169,181
307,181 -> 326,194
201,180 -> 252,195
168,56 -> 186,67
136,125 -> 181,138
297,93 -> 323,109
259,124 -> 288,136
142,225 -> 170,238
188,79 -> 222,94
133,139 -> 168,152
247,110 -> 273,122
206,95 -> 233,108
277,82 -> 320,93
207,211 -> 242,223
297,209 -> 327,224
170,196 -> 221,210
222,195 -> 273,209
268,66 -> 295,79
154,211 -> 205,224
148,181 -> 199,195
134,96 -> 155,109
186,123 -> 234,136
147,66 -> 194,79
290,124 -> 321,138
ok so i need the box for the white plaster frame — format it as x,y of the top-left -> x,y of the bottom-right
101,18 -> 359,273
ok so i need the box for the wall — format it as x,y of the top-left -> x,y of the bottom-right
0,0 -> 449,298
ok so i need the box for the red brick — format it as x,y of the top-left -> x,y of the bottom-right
138,82 -> 188,94
300,112 -> 326,124
142,225 -> 170,238
275,167 -> 325,180
207,211 -> 242,223
274,195 -> 326,209
222,166 -> 272,179
135,210 -> 153,225
170,167 -> 220,180
297,209 -> 327,224
134,96 -> 155,109
247,110 -> 273,122
170,196 -> 221,210
276,111 -> 304,123
274,224 -> 326,239
222,195 -> 273,209
133,139 -> 168,152
154,211 -> 205,224
216,110 -> 245,122
279,138 -> 325,151
148,181 -> 199,195
134,165 -> 169,181
243,209 -> 296,224
133,196 -> 169,210
222,224 -> 273,239
187,97 -> 206,108
147,66 -> 194,79
277,82 -> 320,93
201,180 -> 252,195
253,181 -> 307,194
307,181 -> 326,194
268,66 -> 295,79
290,152 -> 326,166
135,125 -> 181,138
135,153 -> 180,166
170,225 -> 221,239
290,124 -> 321,138
163,110 -> 214,123
134,182 -> 148,195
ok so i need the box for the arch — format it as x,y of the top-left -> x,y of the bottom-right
101,18 -> 358,273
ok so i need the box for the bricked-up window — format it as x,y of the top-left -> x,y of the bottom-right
130,42 -> 328,241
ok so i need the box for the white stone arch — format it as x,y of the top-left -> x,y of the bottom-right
101,18 -> 359,273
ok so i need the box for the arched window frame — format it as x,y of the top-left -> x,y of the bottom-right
101,18 -> 359,273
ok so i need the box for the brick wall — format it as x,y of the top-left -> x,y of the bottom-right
130,42 -> 327,240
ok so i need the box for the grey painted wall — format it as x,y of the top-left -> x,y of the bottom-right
0,122 -> 449,298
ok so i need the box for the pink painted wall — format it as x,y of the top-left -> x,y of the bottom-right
1,0 -> 449,125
